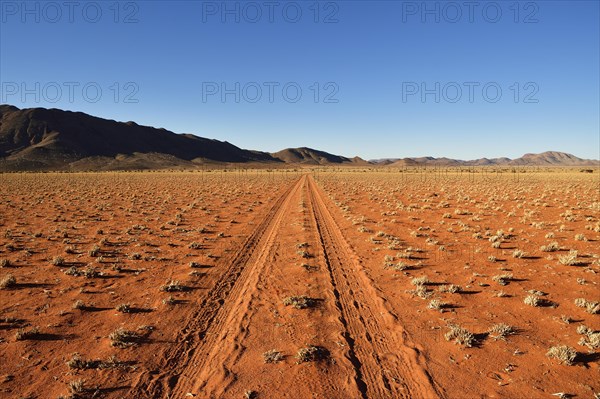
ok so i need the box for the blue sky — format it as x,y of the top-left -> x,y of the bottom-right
1,0 -> 598,160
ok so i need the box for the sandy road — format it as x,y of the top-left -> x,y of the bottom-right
128,174 -> 441,399
305,175 -> 442,399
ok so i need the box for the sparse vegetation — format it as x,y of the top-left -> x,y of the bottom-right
109,327 -> 141,348
160,280 -> 185,292
558,250 -> 579,266
445,324 -> 475,347
546,345 -> 577,365
263,349 -> 284,363
488,323 -> 515,340
295,345 -> 329,363
283,295 -> 316,309
0,274 -> 16,289
574,298 -> 600,314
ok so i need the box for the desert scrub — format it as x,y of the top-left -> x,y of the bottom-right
72,300 -> 86,310
67,379 -> 86,396
83,265 -> 101,278
411,276 -> 430,286
188,242 -> 202,249
577,326 -> 600,350
524,295 -> 541,307
392,262 -> 410,271
0,259 -> 12,268
109,328 -> 140,348
297,250 -> 311,259
488,323 -> 515,341
491,273 -> 512,286
263,349 -> 284,363
160,280 -> 186,292
540,242 -> 560,252
15,327 -> 40,341
546,345 -> 577,365
445,324 -> 475,347
574,298 -> 600,314
512,249 -> 526,258
0,274 -> 16,289
295,345 -> 329,363
438,284 -> 461,294
116,303 -> 132,313
52,256 -> 66,266
558,250 -> 579,266
283,296 -> 316,309
427,299 -> 447,311
67,353 -> 101,370
162,296 -> 177,305
88,245 -> 100,257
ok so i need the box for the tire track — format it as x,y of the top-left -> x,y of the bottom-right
305,175 -> 442,399
128,176 -> 304,398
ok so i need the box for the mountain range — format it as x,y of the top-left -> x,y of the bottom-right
0,105 -> 597,171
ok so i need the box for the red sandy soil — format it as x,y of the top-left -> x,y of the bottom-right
0,170 -> 598,399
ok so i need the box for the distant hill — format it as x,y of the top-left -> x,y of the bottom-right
376,152 -> 597,168
0,105 -> 596,171
0,105 -> 277,170
271,147 -> 368,165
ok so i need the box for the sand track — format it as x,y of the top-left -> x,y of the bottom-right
128,176 -> 304,398
128,175 -> 440,398
305,176 -> 442,399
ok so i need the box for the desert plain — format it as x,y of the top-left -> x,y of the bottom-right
0,168 -> 598,399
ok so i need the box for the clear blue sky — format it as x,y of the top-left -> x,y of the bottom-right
1,0 -> 598,160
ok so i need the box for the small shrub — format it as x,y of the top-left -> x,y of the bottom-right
488,323 -> 515,340
540,242 -> 560,252
392,262 -> 410,271
0,259 -> 12,268
579,331 -> 600,350
438,284 -> 460,293
512,249 -> 525,258
162,296 -> 176,305
574,298 -> 599,314
116,303 -> 132,313
558,250 -> 579,266
295,345 -> 329,363
283,296 -> 316,309
524,295 -> 540,307
83,266 -> 101,278
492,273 -> 513,286
160,280 -> 185,292
546,345 -> 576,365
88,245 -> 100,257
68,379 -> 86,395
245,390 -> 258,399
67,353 -> 101,370
445,325 -> 475,347
72,300 -> 86,310
189,242 -> 202,249
15,327 -> 40,341
52,256 -> 65,266
263,349 -> 284,363
427,299 -> 446,311
0,274 -> 16,289
411,276 -> 430,286
109,328 -> 140,348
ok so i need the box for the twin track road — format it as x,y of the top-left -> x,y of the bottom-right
128,175 -> 442,399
